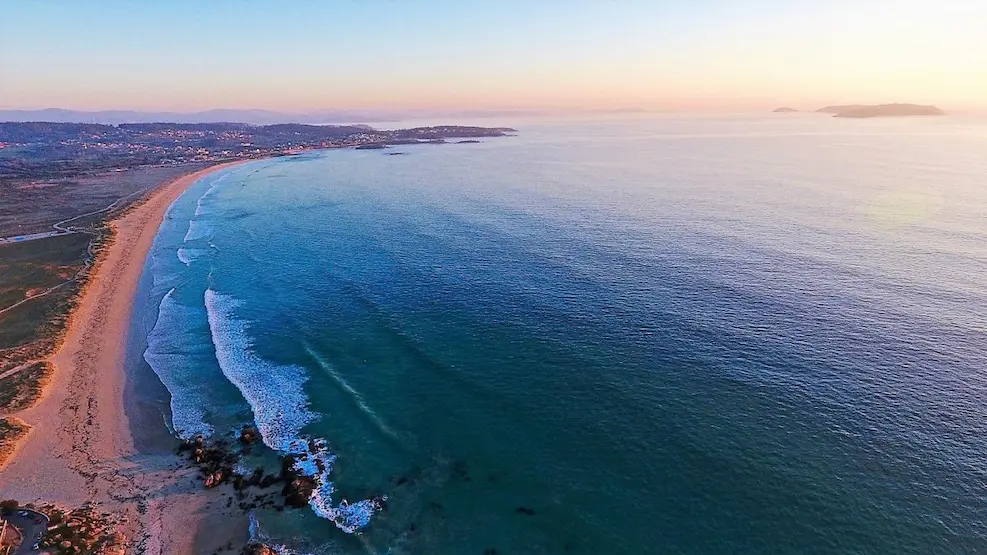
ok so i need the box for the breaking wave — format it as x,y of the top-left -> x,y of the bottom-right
143,288 -> 215,438
183,219 -> 213,242
176,247 -> 209,265
205,289 -> 382,533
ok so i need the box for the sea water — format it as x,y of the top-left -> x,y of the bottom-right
138,114 -> 987,554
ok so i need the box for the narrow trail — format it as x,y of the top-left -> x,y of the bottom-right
0,177 -> 178,317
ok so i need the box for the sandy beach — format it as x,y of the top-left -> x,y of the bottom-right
0,161 -> 251,554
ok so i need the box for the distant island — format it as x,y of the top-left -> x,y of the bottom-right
772,107 -> 798,113
817,103 -> 945,118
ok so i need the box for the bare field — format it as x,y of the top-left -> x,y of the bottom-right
0,163 -> 209,236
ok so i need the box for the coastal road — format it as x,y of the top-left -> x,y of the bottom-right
1,508 -> 49,555
0,181 -> 167,315
0,177 -> 159,245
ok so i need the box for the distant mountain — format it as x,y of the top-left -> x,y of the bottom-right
829,104 -> 945,118
0,108 -> 380,125
0,108 -> 559,125
772,107 -> 798,113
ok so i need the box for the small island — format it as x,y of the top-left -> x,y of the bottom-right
772,107 -> 798,113
818,103 -> 945,118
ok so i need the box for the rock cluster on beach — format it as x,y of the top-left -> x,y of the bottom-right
241,542 -> 278,555
176,426 -> 340,512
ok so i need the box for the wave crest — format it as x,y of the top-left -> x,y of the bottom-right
205,289 -> 382,533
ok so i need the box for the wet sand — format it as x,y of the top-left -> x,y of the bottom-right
0,161 -> 252,554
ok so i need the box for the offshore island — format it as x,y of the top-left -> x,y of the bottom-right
817,103 -> 945,118
0,122 -> 514,554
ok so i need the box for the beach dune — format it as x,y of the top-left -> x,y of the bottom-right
0,161 -> 250,554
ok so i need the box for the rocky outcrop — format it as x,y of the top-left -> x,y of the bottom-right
239,425 -> 259,445
279,455 -> 317,508
241,542 -> 278,555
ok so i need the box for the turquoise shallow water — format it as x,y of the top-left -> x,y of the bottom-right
140,115 -> 987,554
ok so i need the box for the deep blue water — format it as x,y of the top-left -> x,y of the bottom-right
141,115 -> 987,554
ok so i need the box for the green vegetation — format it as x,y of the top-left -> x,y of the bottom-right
0,417 -> 29,467
0,164 -> 206,236
0,501 -> 126,555
0,234 -> 90,361
0,233 -> 90,308
38,505 -> 126,555
0,362 -> 52,413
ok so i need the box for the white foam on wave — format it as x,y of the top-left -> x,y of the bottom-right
143,288 -> 215,438
176,247 -> 209,266
204,289 -> 315,447
183,219 -> 213,242
194,172 -> 231,216
148,249 -> 183,291
183,171 -> 239,242
205,289 -> 383,533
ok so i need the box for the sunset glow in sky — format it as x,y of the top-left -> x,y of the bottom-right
2,0 -> 986,112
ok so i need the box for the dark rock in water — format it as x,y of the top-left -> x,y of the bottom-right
283,476 -> 316,508
515,506 -> 536,515
387,152 -> 407,156
355,143 -> 387,150
239,425 -> 259,445
457,139 -> 481,143
278,453 -> 315,506
241,542 -> 277,555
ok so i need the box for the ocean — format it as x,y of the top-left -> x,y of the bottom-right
136,114 -> 987,554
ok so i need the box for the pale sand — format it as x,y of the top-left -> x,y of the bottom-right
0,161 -> 252,554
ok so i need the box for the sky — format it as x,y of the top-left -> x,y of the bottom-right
2,0 -> 986,113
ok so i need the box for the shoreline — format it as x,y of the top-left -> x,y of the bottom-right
0,160 -> 254,553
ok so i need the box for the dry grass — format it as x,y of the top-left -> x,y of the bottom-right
0,416 -> 29,468
0,361 -> 53,413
